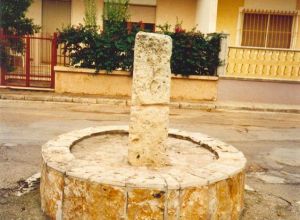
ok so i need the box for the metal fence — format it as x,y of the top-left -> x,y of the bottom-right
0,33 -> 57,88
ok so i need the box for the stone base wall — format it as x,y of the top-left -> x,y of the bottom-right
41,162 -> 244,220
40,126 -> 246,220
54,66 -> 218,101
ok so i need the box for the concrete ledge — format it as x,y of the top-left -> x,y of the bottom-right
54,66 -> 218,102
0,85 -> 54,92
54,66 -> 131,76
220,76 -> 300,84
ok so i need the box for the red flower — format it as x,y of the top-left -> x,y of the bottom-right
175,26 -> 185,33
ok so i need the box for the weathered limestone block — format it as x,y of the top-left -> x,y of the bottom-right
63,176 -> 86,219
180,186 -> 209,220
208,183 -> 218,220
131,32 -> 172,105
127,188 -> 166,220
63,176 -> 127,220
228,172 -> 245,220
216,179 -> 234,220
40,164 -> 64,219
166,190 -> 180,220
84,182 -> 126,219
128,106 -> 169,167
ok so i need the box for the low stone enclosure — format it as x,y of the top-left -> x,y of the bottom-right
41,32 -> 246,219
41,126 -> 246,219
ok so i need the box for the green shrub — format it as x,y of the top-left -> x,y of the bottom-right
58,2 -> 223,76
59,24 -> 143,72
168,32 -> 223,76
84,0 -> 97,28
157,20 -> 223,76
59,27 -> 223,76
58,0 -> 143,73
0,0 -> 40,71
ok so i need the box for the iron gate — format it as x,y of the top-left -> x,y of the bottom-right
0,33 -> 57,88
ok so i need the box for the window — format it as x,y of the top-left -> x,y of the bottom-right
126,22 -> 155,32
127,4 -> 156,32
241,9 -> 297,48
103,3 -> 156,32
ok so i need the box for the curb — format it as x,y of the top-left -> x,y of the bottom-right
0,93 -> 300,114
215,103 -> 300,114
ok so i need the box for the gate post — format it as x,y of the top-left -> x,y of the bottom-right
0,28 -> 6,86
51,33 -> 57,89
0,66 -> 6,86
25,36 -> 30,87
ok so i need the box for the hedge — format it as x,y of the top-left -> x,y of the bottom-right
58,24 -> 223,76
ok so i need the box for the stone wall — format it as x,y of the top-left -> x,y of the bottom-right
40,126 -> 246,219
54,66 -> 218,101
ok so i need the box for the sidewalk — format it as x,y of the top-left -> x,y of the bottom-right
1,88 -> 300,113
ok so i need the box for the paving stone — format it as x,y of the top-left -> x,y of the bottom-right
269,148 -> 300,166
25,95 -> 53,101
72,97 -> 97,104
254,172 -> 285,184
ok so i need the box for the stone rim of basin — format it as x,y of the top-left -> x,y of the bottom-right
41,125 -> 246,190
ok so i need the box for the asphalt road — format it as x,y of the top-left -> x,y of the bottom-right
1,99 -> 300,219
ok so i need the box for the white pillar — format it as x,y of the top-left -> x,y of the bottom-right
195,0 -> 218,33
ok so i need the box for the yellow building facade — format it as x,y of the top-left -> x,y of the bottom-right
26,0 -> 300,48
216,0 -> 300,80
27,0 -> 199,33
26,0 -> 300,80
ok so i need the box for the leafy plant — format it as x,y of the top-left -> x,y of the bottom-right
156,23 -> 172,34
157,23 -> 223,76
84,0 -> 97,28
103,0 -> 130,23
58,0 -> 140,72
0,0 -> 40,71
0,0 -> 40,36
169,31 -> 223,76
59,3 -> 223,76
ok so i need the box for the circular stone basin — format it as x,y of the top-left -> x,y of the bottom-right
40,126 -> 246,220
72,134 -> 216,168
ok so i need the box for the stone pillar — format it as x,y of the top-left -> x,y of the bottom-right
128,32 -> 172,167
195,0 -> 218,33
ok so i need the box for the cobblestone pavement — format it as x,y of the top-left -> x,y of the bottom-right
0,99 -> 300,219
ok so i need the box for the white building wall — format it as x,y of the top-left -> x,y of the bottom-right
71,0 -> 85,25
195,0 -> 218,33
71,0 -> 104,27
